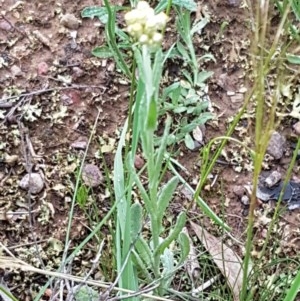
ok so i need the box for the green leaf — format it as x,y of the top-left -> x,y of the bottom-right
131,250 -> 153,281
291,0 -> 300,20
178,232 -> 190,264
126,154 -> 153,213
196,71 -> 214,85
176,41 -> 191,62
81,6 -> 109,23
286,53 -> 300,64
76,185 -> 89,208
146,98 -> 157,130
154,116 -> 172,175
114,119 -> 127,238
173,106 -> 187,113
283,268 -> 300,301
135,237 -> 153,267
81,5 -> 124,24
154,212 -> 186,257
155,0 -> 197,12
0,283 -> 19,301
74,286 -> 98,301
184,133 -> 195,150
130,203 -> 143,242
157,176 -> 179,225
191,17 -> 209,35
182,70 -> 193,84
92,46 -> 113,58
160,247 -> 175,291
162,82 -> 181,103
162,43 -> 177,64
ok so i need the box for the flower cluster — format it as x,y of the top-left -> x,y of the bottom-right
124,1 -> 168,48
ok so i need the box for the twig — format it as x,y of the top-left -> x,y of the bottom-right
0,13 -> 30,41
8,239 -> 48,250
18,120 -> 51,288
108,284 -> 160,301
0,85 -> 105,102
0,256 -> 176,301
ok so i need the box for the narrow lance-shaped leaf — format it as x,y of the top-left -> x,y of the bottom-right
92,46 -> 113,58
185,133 -> 195,150
177,231 -> 190,265
157,176 -> 179,225
155,0 -> 197,13
131,250 -> 153,282
283,269 -> 300,301
286,53 -> 300,65
176,41 -> 191,62
135,237 -> 153,268
126,154 -> 153,213
146,97 -> 158,131
155,115 -> 172,173
154,212 -> 186,257
160,248 -> 175,291
130,203 -> 143,242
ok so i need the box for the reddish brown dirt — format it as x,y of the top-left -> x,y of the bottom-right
0,0 -> 299,300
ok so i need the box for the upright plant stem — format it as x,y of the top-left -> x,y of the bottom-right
103,0 -> 131,77
166,0 -> 173,16
125,59 -> 137,159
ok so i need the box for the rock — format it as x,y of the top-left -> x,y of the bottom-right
230,94 -> 244,103
241,195 -> 250,205
134,155 -> 144,169
71,137 -> 88,150
293,121 -> 300,136
60,14 -> 81,30
37,62 -> 49,75
82,164 -> 103,187
232,185 -> 245,197
264,171 -> 281,188
239,87 -> 247,93
10,65 -> 22,77
4,154 -> 18,166
72,66 -> 84,79
266,131 -> 285,159
19,173 -> 44,194
192,126 -> 203,144
0,20 -> 12,31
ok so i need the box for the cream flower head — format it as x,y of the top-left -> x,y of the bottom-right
124,1 -> 168,49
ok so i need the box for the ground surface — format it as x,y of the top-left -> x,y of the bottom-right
0,0 -> 299,300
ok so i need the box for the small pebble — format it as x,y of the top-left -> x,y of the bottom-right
230,94 -> 243,103
293,121 -> 300,136
71,137 -> 88,150
0,20 -> 12,31
241,195 -> 250,205
233,185 -> 245,197
264,171 -> 281,188
37,62 -> 49,75
19,173 -> 44,194
4,154 -> 18,166
227,91 -> 236,96
266,131 -> 285,160
72,67 -> 84,79
239,87 -> 247,93
10,65 -> 22,77
82,164 -> 103,187
192,126 -> 203,144
60,13 -> 81,30
134,155 -> 144,169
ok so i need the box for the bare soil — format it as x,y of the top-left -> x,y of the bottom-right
0,0 -> 299,300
